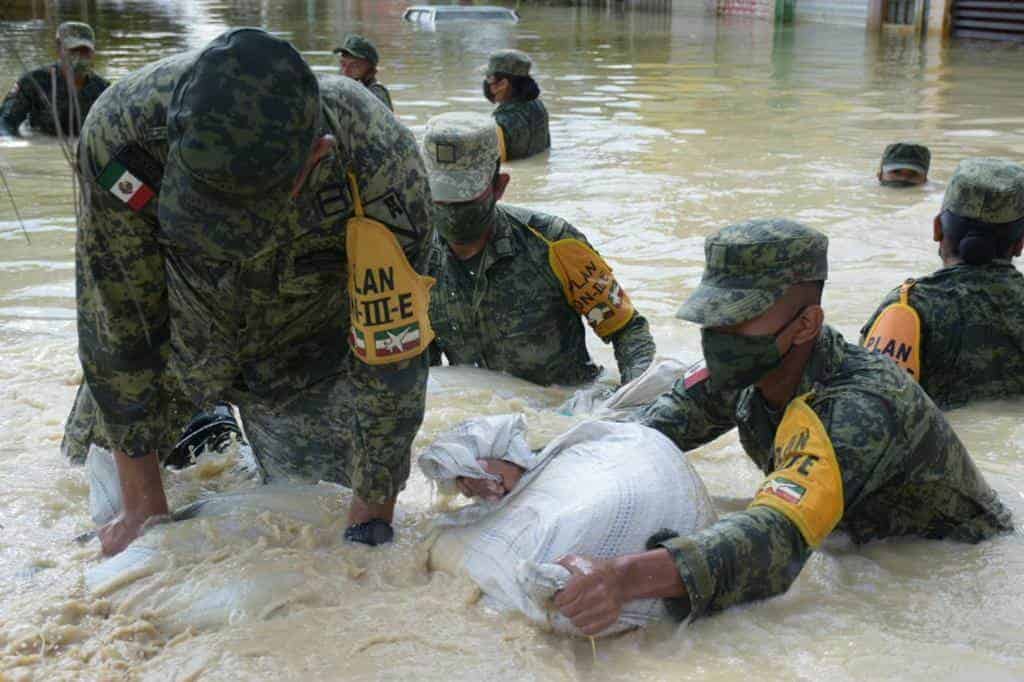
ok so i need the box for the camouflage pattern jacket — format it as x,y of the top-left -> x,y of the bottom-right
0,65 -> 109,137
427,205 -> 656,386
493,99 -> 550,161
365,79 -> 393,112
75,53 -> 432,461
860,262 -> 1024,409
641,325 -> 1012,620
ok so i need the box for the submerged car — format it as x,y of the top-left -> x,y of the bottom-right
403,5 -> 520,25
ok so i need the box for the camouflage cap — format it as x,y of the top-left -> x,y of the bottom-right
159,28 -> 320,259
942,157 -> 1024,225
881,142 -> 931,175
57,22 -> 95,51
486,49 -> 532,77
677,219 -> 829,327
333,34 -> 380,66
422,112 -> 500,203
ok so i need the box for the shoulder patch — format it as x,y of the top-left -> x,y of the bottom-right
96,143 -> 163,212
683,360 -> 710,390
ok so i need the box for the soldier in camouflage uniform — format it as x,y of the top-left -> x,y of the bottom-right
482,50 -> 550,161
422,112 -> 655,386
861,158 -> 1024,408
334,34 -> 393,112
551,219 -> 1012,634
65,29 -> 434,551
877,142 -> 930,187
0,22 -> 109,137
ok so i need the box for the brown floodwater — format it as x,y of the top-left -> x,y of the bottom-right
1,1 -> 1022,680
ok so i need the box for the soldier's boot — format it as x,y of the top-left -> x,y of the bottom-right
343,519 -> 394,546
167,402 -> 243,469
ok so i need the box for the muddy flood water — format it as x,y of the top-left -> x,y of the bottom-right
1,1 -> 1023,680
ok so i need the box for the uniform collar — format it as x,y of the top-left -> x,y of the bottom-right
795,324 -> 845,398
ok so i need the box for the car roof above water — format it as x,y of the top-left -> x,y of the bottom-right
403,5 -> 520,23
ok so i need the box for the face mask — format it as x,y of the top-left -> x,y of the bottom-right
65,53 -> 93,78
880,179 -> 919,188
482,78 -> 495,103
700,307 -> 806,392
434,194 -> 496,244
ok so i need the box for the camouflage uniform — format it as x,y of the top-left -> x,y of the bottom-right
640,219 -> 1012,621
427,205 -> 655,385
486,50 -> 550,161
334,34 -> 393,112
63,29 -> 432,503
861,158 -> 1024,408
421,112 -> 654,386
0,23 -> 109,137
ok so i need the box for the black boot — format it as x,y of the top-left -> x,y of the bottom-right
344,519 -> 395,546
166,402 -> 242,468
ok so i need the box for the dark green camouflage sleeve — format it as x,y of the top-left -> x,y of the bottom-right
0,76 -> 32,136
540,215 -> 656,384
75,135 -> 170,457
639,371 -> 738,451
608,314 -> 656,384
656,391 -> 894,620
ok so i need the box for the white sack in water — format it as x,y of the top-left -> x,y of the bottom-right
420,417 -> 716,636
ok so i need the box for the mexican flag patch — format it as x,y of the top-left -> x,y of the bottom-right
97,159 -> 155,211
350,327 -> 367,357
760,477 -> 806,505
374,323 -> 421,356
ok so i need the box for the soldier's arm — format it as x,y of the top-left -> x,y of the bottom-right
639,369 -> 738,451
542,217 -> 656,383
76,137 -> 170,457
347,114 -> 433,502
0,77 -> 33,136
608,313 -> 656,384
649,392 -> 892,620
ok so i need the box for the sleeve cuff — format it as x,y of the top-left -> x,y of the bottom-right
649,530 -> 715,621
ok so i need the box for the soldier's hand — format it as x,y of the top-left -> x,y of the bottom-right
456,459 -> 525,501
554,555 -> 627,636
97,511 -> 168,556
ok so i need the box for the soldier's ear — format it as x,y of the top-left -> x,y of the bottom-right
493,172 -> 511,201
792,305 -> 824,346
932,215 -> 943,242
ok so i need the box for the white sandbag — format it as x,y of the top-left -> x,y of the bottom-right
418,414 -> 536,494
420,417 -> 716,636
557,358 -> 687,418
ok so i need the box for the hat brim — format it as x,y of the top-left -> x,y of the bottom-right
676,282 -> 783,327
158,146 -> 296,260
63,37 -> 94,51
882,162 -> 927,175
427,168 -> 492,203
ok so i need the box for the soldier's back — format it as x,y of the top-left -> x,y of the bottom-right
863,263 -> 1024,408
494,99 -> 550,160
805,333 -> 1012,544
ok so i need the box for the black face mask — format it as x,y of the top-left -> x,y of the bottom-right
434,194 -> 496,245
482,78 -> 495,103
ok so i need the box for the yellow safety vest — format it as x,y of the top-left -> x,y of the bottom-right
527,225 -> 636,339
346,171 -> 435,365
862,279 -> 922,380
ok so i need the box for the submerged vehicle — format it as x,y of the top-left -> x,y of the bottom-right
403,5 -> 520,26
